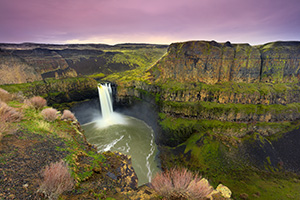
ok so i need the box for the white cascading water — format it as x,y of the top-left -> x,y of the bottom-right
96,83 -> 126,128
98,83 -> 113,119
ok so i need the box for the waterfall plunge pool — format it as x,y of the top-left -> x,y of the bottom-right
76,83 -> 160,185
82,115 -> 159,185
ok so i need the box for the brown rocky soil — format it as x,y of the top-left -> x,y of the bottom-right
0,130 -> 69,199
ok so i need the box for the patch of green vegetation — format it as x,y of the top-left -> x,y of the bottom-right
158,80 -> 300,100
103,48 -> 167,84
52,100 -> 88,111
63,149 -> 106,184
159,115 -> 249,146
159,115 -> 197,131
0,77 -> 97,108
160,115 -> 243,134
20,106 -> 76,140
1,77 -> 90,94
7,100 -> 23,108
158,115 -> 197,145
104,67 -> 153,84
217,170 -> 300,200
0,157 -> 6,164
103,48 -> 166,69
184,133 -> 226,171
88,73 -> 105,79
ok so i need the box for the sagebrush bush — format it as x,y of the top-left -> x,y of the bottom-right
28,96 -> 47,110
0,88 -> 9,94
0,88 -> 12,102
38,160 -> 74,200
0,101 -> 23,122
0,121 -> 8,135
41,108 -> 58,122
61,110 -> 76,121
151,168 -> 213,200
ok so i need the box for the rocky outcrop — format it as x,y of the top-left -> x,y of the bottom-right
66,151 -> 141,199
161,101 -> 300,123
260,42 -> 300,83
160,82 -> 300,105
0,77 -> 98,108
151,41 -> 300,84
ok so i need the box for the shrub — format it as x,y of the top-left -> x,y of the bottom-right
28,96 -> 47,110
41,108 -> 58,122
151,168 -> 213,200
0,88 -> 9,94
0,101 -> 23,122
0,121 -> 8,136
38,160 -> 74,200
0,88 -> 12,102
61,110 -> 76,121
37,120 -> 50,132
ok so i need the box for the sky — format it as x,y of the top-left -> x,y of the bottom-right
0,0 -> 300,45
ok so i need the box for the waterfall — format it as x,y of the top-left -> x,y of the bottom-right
98,83 -> 113,119
96,83 -> 126,128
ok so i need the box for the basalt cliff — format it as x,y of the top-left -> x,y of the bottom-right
114,40 -> 300,199
152,40 -> 300,84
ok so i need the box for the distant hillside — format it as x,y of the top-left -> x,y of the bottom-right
0,43 -> 168,85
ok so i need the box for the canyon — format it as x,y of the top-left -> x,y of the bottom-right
0,43 -> 168,84
1,40 -> 300,199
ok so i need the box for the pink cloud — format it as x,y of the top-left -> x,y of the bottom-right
0,0 -> 299,44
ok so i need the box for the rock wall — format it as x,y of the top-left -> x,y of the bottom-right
160,82 -> 300,105
152,41 -> 300,84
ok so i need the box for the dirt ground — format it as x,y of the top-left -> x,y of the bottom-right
0,130 -> 69,199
